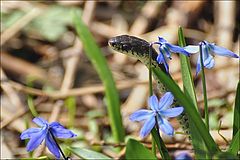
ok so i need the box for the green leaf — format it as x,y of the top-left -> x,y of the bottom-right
233,81 -> 240,137
178,26 -> 208,159
152,67 -> 220,154
213,151 -> 238,160
27,5 -> 79,42
178,27 -> 198,108
73,10 -> 124,142
126,139 -> 157,160
65,97 -> 76,128
1,10 -> 25,32
68,147 -> 112,160
228,130 -> 240,155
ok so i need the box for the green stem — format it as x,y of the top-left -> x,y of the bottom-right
49,130 -> 68,160
149,44 -> 155,155
152,67 -> 220,153
149,44 -> 153,96
151,129 -> 170,159
199,43 -> 209,130
27,95 -> 38,117
149,45 -> 170,159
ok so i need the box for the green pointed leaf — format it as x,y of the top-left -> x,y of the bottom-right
213,151 -> 238,159
228,130 -> 240,155
73,10 -> 124,142
64,96 -> 76,128
68,147 -> 112,159
178,26 -> 208,159
152,67 -> 220,154
178,27 -> 198,107
233,81 -> 240,137
126,139 -> 156,160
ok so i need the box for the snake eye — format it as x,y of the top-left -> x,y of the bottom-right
108,38 -> 116,47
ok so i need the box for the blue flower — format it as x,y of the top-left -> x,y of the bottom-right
129,92 -> 184,138
175,151 -> 192,160
184,41 -> 239,76
152,37 -> 190,73
20,117 -> 76,158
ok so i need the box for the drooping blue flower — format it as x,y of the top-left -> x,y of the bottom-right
129,92 -> 184,138
184,41 -> 239,76
20,117 -> 76,158
152,37 -> 190,73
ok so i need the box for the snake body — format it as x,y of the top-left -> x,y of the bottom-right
108,35 -> 190,136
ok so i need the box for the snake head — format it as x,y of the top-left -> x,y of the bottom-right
109,35 -> 167,73
108,35 -> 151,58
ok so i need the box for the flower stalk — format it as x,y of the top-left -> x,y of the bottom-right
129,45 -> 183,159
49,130 -> 67,160
199,43 -> 209,130
149,44 -> 153,96
149,44 -> 155,155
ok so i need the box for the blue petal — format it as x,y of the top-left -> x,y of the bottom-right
148,95 -> 159,111
195,55 -> 201,76
156,52 -> 169,73
165,43 -> 190,56
45,133 -> 60,158
129,109 -> 154,122
33,117 -> 48,127
26,126 -> 48,152
196,44 -> 214,76
209,44 -> 239,58
184,45 -> 199,54
160,107 -> 184,117
20,128 -> 41,140
175,152 -> 192,160
202,44 -> 215,69
158,37 -> 167,44
161,45 -> 172,59
156,51 -> 164,63
162,60 -> 169,73
158,119 -> 174,136
158,92 -> 174,110
203,54 -> 215,69
157,114 -> 164,124
50,122 -> 76,138
140,115 -> 156,138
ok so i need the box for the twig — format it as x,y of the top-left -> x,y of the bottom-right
1,107 -> 27,131
217,121 -> 229,145
1,7 -> 42,46
61,1 -> 96,92
129,1 -> 163,35
90,140 -> 191,150
0,68 -> 25,109
214,1 -> 235,48
0,68 -> 28,130
6,79 -> 149,99
1,52 -> 48,82
34,2 -> 97,158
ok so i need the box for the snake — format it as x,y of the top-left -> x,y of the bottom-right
108,35 -> 190,136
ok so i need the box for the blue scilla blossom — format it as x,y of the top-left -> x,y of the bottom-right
129,92 -> 184,138
184,40 -> 239,76
175,151 -> 192,160
152,37 -> 190,73
20,117 -> 76,158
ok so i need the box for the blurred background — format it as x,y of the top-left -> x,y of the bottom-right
1,1 -> 239,159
